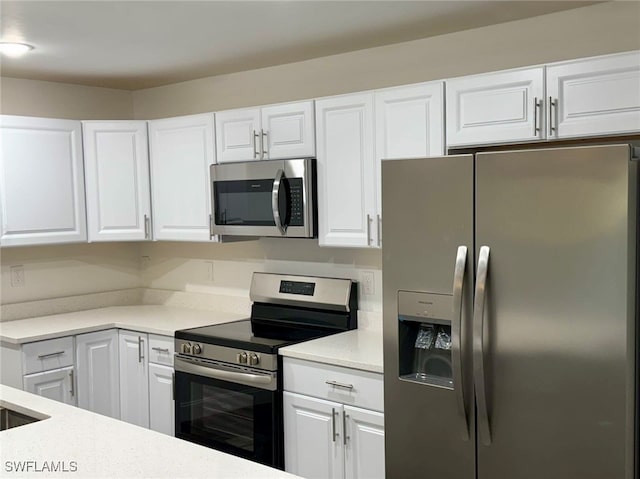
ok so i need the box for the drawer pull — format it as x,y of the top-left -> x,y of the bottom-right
326,380 -> 354,391
151,347 -> 170,354
37,351 -> 65,360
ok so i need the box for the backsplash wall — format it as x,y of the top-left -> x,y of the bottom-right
0,243 -> 141,305
139,239 -> 383,312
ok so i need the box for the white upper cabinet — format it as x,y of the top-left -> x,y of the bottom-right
0,115 -> 86,246
215,108 -> 261,163
375,82 -> 445,160
261,101 -> 315,160
316,93 -> 377,248
374,81 -> 445,248
547,51 -> 640,139
82,121 -> 151,242
216,100 -> 315,162
148,113 -> 217,242
446,67 -> 545,147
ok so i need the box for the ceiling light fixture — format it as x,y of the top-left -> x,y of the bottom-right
0,42 -> 34,58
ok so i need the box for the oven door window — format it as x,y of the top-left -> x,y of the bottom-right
175,371 -> 279,466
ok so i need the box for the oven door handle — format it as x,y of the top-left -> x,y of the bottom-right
174,356 -> 277,391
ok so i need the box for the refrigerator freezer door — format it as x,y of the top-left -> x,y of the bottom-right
475,144 -> 636,479
382,155 -> 475,479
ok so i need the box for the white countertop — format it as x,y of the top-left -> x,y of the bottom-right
0,305 -> 247,344
0,385 -> 300,479
279,328 -> 383,374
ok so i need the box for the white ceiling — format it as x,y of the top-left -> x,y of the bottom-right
0,1 -> 598,90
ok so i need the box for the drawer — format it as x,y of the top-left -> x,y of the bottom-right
283,357 -> 384,412
148,334 -> 174,366
22,336 -> 74,375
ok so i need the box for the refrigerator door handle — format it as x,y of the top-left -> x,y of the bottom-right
473,245 -> 492,446
451,245 -> 469,440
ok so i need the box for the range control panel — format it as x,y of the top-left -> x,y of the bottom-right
175,339 -> 277,371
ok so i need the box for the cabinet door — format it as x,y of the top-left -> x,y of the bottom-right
148,113 -> 216,241
284,392 -> 344,479
547,51 -> 640,139
118,330 -> 149,428
215,108 -> 261,163
261,101 -> 315,160
316,93 -> 376,247
375,82 -> 445,160
83,121 -> 151,242
446,67 -> 545,146
0,115 -> 86,246
23,366 -> 75,406
344,406 -> 385,479
76,329 -> 120,419
148,363 -> 174,436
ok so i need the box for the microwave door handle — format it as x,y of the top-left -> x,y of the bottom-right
272,169 -> 287,235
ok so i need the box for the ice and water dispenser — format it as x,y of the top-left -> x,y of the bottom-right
398,290 -> 453,389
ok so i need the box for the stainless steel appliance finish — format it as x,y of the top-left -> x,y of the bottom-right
210,158 -> 316,238
174,272 -> 358,470
382,144 -> 638,479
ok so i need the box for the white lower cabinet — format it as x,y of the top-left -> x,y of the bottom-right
23,366 -> 76,406
118,330 -> 150,428
284,392 -> 344,479
76,329 -> 120,419
118,330 -> 174,434
148,363 -> 175,436
283,358 -> 385,479
344,405 -> 385,479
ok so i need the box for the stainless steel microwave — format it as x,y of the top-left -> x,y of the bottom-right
210,158 -> 317,238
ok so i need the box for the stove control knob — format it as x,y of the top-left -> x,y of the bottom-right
192,343 -> 202,355
182,343 -> 192,354
249,353 -> 260,366
238,352 -> 248,364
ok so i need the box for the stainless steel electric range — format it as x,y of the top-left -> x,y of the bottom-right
173,273 -> 358,469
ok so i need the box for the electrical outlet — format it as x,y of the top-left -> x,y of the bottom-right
205,261 -> 215,282
10,265 -> 25,288
360,271 -> 375,295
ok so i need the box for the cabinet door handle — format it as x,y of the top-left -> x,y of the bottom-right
533,97 -> 541,137
343,411 -> 349,445
37,351 -> 65,360
548,96 -> 557,137
69,370 -> 75,397
366,214 -> 372,245
377,214 -> 381,247
138,336 -> 144,363
325,380 -> 354,391
209,214 -> 214,240
253,130 -> 259,159
144,214 -> 150,239
172,372 -> 175,401
151,347 -> 170,353
262,129 -> 268,159
331,407 -> 337,442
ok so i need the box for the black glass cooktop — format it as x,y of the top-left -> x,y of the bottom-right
175,319 -> 311,354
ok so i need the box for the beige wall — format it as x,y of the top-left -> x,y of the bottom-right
132,1 -> 640,118
0,77 -> 133,119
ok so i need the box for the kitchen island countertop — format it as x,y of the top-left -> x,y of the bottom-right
0,384 -> 300,479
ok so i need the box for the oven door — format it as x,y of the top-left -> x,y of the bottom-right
174,356 -> 282,468
210,158 -> 315,238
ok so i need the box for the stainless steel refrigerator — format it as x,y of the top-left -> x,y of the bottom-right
382,144 -> 638,479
